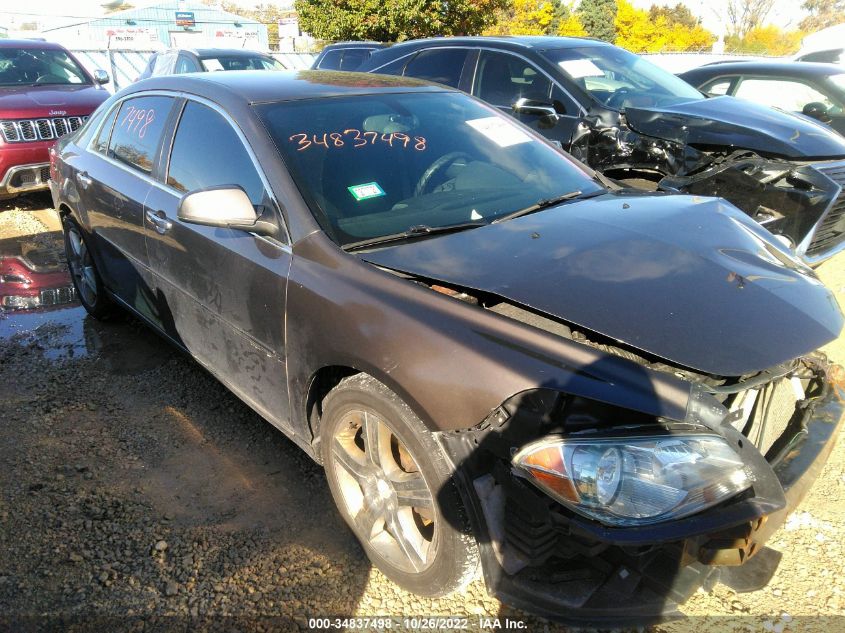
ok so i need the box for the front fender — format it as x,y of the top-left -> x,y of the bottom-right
285,232 -> 692,436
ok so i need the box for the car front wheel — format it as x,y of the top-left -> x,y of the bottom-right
320,374 -> 480,596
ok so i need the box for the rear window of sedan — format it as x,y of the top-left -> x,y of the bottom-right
200,55 -> 283,71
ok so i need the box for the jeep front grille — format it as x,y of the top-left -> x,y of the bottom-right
0,116 -> 87,143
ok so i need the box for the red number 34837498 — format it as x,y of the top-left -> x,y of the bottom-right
288,129 -> 427,152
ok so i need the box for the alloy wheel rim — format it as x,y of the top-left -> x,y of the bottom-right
67,227 -> 97,306
331,409 -> 437,574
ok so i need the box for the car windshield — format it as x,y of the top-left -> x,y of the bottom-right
0,48 -> 89,86
541,46 -> 703,111
200,55 -> 284,71
257,90 -> 603,247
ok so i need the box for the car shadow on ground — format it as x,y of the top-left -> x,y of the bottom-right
0,218 -> 373,631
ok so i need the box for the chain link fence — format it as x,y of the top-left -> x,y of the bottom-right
67,49 -> 317,93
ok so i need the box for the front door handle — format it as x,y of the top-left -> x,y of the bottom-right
145,209 -> 172,235
76,171 -> 92,189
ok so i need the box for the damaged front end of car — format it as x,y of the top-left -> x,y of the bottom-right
568,104 -> 845,266
438,349 -> 844,624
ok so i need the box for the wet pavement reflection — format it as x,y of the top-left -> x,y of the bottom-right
0,225 -> 174,374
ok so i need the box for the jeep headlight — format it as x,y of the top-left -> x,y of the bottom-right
512,435 -> 751,526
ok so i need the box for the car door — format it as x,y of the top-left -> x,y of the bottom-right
75,94 -> 175,316
144,98 -> 293,429
470,50 -> 581,147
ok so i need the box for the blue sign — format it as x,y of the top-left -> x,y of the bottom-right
175,11 -> 195,27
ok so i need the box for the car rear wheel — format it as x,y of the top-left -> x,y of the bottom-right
63,217 -> 117,320
320,374 -> 479,596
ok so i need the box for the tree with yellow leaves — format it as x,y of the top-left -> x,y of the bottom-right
615,0 -> 714,52
485,1 -> 587,37
726,25 -> 804,55
485,0 -> 556,35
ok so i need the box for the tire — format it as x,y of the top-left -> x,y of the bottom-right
62,216 -> 117,320
320,374 -> 480,596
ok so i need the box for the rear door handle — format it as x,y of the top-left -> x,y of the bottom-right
145,209 -> 173,235
76,172 -> 92,188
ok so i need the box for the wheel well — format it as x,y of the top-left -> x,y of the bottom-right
306,365 -> 359,458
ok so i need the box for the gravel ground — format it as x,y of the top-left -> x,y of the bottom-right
1,195 -> 843,632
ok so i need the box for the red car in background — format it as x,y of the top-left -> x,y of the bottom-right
0,40 -> 110,200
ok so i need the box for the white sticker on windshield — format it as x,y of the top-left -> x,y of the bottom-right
202,58 -> 224,72
466,117 -> 532,148
558,59 -> 604,79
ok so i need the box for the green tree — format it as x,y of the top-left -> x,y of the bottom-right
800,0 -> 845,32
648,3 -> 697,28
295,0 -> 508,41
485,0 -> 556,36
576,0 -> 617,42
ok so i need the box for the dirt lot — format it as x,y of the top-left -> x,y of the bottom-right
1,193 -> 843,632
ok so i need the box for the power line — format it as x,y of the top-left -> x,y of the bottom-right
0,9 -> 293,29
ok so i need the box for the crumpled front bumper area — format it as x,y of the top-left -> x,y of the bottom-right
445,374 -> 844,625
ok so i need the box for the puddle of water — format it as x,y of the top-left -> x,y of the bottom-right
0,227 -> 174,372
0,304 -> 95,360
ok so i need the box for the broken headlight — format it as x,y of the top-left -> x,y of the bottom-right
512,435 -> 751,527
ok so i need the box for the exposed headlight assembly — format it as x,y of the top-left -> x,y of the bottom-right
512,435 -> 752,527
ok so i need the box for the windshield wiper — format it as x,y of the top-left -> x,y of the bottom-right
492,189 -> 602,224
343,221 -> 487,252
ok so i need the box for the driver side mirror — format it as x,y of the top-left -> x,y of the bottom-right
803,101 -> 832,123
93,69 -> 110,85
512,98 -> 558,118
178,186 -> 278,237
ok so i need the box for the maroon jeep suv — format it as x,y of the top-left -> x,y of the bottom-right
0,40 -> 109,200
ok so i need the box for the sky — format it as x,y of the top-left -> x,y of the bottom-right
630,0 -> 807,36
0,0 -> 812,35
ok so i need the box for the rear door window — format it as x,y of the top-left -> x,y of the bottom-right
317,49 -> 343,70
403,49 -> 469,87
108,96 -> 174,173
339,49 -> 371,70
473,51 -> 552,107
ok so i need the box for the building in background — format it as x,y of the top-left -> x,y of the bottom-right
41,1 -> 268,51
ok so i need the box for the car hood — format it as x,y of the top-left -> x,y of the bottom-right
360,193 -> 843,377
624,96 -> 845,159
0,84 -> 108,118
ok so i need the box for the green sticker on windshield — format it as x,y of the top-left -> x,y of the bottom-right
348,182 -> 385,201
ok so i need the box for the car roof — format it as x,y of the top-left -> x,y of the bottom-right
388,35 -> 606,52
321,41 -> 387,50
160,48 -> 272,57
682,61 -> 845,79
128,70 -> 449,104
0,39 -> 67,50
